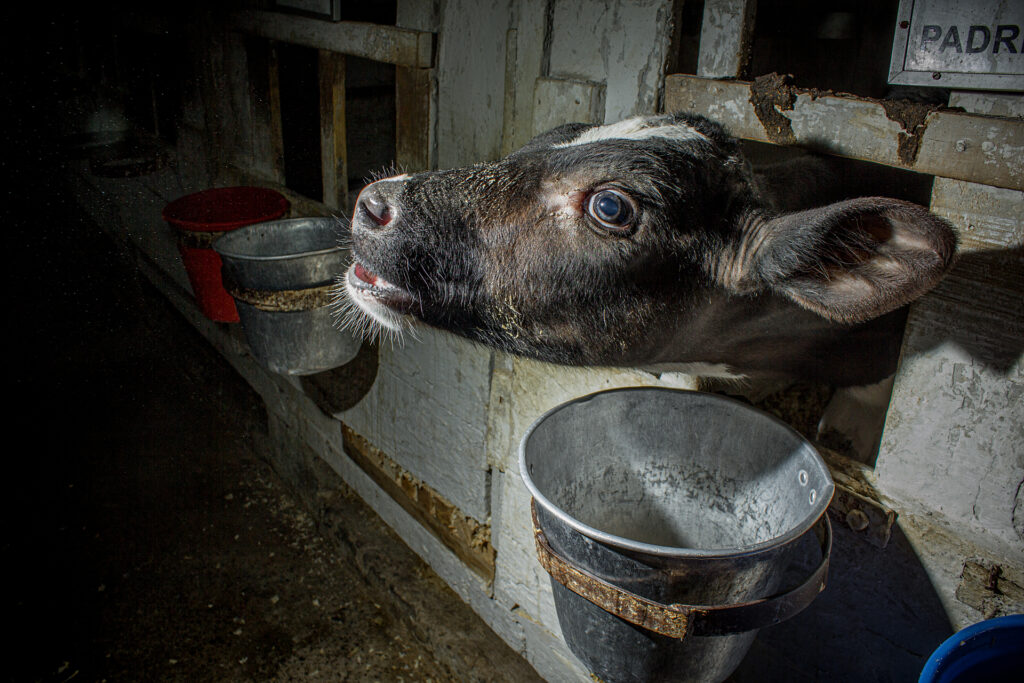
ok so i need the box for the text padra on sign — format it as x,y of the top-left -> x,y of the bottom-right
889,0 -> 1023,91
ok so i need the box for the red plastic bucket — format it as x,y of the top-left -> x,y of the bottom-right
163,187 -> 289,322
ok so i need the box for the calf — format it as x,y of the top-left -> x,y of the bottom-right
338,113 -> 956,391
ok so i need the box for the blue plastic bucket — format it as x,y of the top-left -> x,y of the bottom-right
919,614 -> 1024,683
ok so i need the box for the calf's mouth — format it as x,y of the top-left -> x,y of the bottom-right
345,261 -> 417,313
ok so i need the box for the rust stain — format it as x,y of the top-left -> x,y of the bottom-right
748,73 -> 798,146
880,99 -> 939,167
817,446 -> 897,548
531,503 -> 691,639
341,425 -> 496,581
957,558 -> 1024,618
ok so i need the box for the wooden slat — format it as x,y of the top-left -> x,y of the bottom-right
697,0 -> 756,79
395,65 -> 432,173
318,51 -> 348,212
532,77 -> 605,137
232,10 -> 434,68
664,74 -> 1024,191
241,38 -> 286,184
266,43 -> 286,184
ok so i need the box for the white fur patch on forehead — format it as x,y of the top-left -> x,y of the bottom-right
553,117 -> 708,148
373,173 -> 409,183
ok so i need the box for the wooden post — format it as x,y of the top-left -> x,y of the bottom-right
697,0 -> 757,79
395,65 -> 432,173
257,40 -> 286,185
319,50 -> 348,212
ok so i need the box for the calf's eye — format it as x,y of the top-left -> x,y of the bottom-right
586,189 -> 635,232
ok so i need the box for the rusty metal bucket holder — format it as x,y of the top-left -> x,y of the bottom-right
531,500 -> 832,640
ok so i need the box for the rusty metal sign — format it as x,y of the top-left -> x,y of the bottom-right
889,0 -> 1024,91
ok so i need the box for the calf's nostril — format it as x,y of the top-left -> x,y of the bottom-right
360,191 -> 392,227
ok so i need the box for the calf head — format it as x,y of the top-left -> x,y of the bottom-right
339,113 -> 956,385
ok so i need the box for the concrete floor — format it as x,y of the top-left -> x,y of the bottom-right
7,167 -> 539,682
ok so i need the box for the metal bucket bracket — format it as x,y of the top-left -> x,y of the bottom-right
531,499 -> 832,639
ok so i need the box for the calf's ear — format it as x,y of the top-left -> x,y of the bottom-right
722,198 -> 957,324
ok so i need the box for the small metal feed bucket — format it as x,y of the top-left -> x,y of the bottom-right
214,217 -> 359,375
520,388 -> 834,683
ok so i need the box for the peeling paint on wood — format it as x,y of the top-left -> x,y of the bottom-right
664,74 -> 1024,191
748,73 -> 797,145
697,0 -> 756,79
876,170 -> 1023,558
956,558 -> 1024,619
819,447 -> 897,548
879,98 -> 939,166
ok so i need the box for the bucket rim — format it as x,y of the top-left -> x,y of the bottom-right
213,217 -> 347,262
918,614 -> 1024,683
518,387 -> 835,559
161,186 -> 289,232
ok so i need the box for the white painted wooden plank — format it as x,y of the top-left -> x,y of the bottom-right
949,92 -> 1024,118
547,0 -> 606,84
531,78 -> 606,136
877,328 -> 1024,556
547,0 -> 675,123
435,0 -> 510,167
602,0 -> 675,121
340,329 -> 495,523
875,178 -> 1024,559
504,0 -> 548,153
492,468 -> 564,634
231,10 -> 434,67
697,0 -> 756,79
664,75 -> 1024,191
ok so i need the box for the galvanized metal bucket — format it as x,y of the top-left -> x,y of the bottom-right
519,388 -> 834,683
213,217 -> 359,376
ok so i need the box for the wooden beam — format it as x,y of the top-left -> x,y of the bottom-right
665,74 -> 1024,191
697,0 -> 757,79
232,10 -> 435,68
318,50 -> 348,212
395,65 -> 432,173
